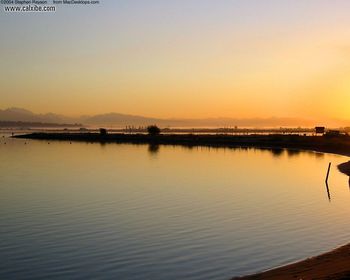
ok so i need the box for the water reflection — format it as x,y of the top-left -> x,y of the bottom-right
100,142 -> 107,147
0,135 -> 350,280
148,145 -> 327,160
325,181 -> 331,202
314,152 -> 325,158
270,148 -> 284,157
148,144 -> 160,155
286,149 -> 301,157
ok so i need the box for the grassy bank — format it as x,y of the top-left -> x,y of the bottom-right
13,132 -> 350,157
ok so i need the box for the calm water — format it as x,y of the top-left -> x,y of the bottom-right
0,133 -> 349,280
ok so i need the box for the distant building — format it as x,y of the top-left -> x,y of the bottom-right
315,126 -> 325,135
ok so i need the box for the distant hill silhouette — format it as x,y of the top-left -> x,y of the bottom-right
0,108 -> 76,124
77,113 -> 319,127
1,107 -> 350,127
0,121 -> 81,128
83,112 -> 178,126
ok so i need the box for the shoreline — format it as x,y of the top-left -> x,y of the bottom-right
232,243 -> 350,280
12,132 -> 350,157
13,132 -> 350,279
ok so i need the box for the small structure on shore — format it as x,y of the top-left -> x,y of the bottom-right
315,126 -> 325,135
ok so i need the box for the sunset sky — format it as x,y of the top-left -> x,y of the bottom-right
1,0 -> 350,121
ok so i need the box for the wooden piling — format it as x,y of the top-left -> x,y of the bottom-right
325,162 -> 331,183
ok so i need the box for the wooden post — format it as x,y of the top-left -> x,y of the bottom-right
325,162 -> 331,183
325,181 -> 331,201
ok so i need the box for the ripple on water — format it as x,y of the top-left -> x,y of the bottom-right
0,138 -> 349,279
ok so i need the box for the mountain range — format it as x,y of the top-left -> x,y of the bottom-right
0,107 -> 348,128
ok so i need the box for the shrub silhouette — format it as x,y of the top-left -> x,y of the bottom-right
147,125 -> 161,135
99,128 -> 108,136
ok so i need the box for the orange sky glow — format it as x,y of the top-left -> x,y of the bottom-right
1,1 -> 350,123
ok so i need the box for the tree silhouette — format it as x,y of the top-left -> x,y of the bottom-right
147,125 -> 160,135
99,128 -> 107,136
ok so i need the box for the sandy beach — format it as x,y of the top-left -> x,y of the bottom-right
232,244 -> 350,280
